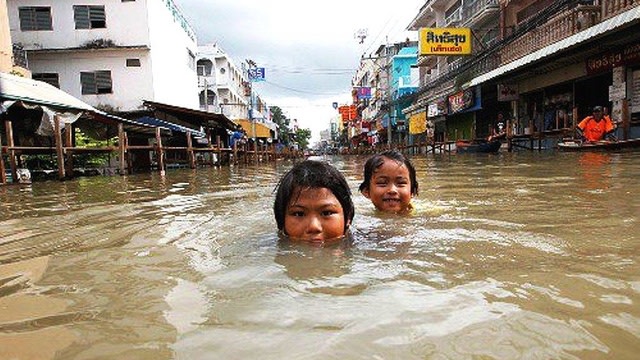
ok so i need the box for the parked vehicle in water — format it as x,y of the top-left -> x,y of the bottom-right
455,139 -> 502,154
557,138 -> 640,151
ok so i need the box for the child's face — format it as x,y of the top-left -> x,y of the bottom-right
284,187 -> 347,244
362,157 -> 413,213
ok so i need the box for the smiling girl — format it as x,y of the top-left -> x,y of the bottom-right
359,150 -> 418,214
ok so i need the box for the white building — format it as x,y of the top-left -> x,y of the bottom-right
197,44 -> 277,139
7,0 -> 199,112
197,43 -> 247,120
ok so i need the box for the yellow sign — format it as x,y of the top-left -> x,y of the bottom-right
419,28 -> 472,56
409,112 -> 427,135
234,119 -> 271,138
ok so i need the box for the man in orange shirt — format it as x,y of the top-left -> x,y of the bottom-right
577,106 -> 616,142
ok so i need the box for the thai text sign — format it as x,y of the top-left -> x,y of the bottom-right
586,44 -> 640,75
338,104 -> 357,122
419,28 -> 471,56
409,112 -> 427,135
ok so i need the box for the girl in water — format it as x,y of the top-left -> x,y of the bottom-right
274,160 -> 355,244
359,150 -> 418,214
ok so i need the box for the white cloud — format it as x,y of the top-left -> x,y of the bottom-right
177,0 -> 424,143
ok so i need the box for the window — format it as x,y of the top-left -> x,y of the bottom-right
126,58 -> 141,67
18,7 -> 52,31
74,5 -> 106,29
81,71 -> 112,94
33,73 -> 60,88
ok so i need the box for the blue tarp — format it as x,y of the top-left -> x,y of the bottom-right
135,116 -> 205,137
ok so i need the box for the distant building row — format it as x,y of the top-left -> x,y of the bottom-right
1,0 -> 275,136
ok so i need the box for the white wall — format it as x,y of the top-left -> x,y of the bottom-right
8,0 -> 199,111
8,0 -> 150,49
146,0 -> 198,109
29,49 -> 153,111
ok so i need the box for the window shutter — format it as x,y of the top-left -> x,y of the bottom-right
95,71 -> 113,93
81,72 -> 97,94
35,8 -> 52,30
74,6 -> 90,29
90,6 -> 106,28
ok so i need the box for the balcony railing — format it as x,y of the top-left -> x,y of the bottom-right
603,0 -> 639,19
500,4 -> 601,65
12,44 -> 28,69
444,7 -> 462,26
462,0 -> 500,25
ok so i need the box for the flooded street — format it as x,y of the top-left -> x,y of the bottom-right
1,151 -> 639,359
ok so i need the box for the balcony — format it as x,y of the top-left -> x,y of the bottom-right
500,4 -> 601,65
444,7 -> 462,26
462,0 -> 500,27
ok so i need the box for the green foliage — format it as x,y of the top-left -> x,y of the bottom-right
295,128 -> 312,150
270,106 -> 291,144
73,130 -> 116,167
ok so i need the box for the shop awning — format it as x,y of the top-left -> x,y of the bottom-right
136,116 -> 206,137
467,6 -> 640,87
143,100 -> 236,130
234,119 -> 272,138
1,72 -> 95,112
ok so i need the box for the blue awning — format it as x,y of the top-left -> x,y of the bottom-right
135,116 -> 206,137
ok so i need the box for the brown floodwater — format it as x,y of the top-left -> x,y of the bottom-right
0,150 -> 639,359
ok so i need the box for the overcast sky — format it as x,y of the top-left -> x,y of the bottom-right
177,0 -> 424,143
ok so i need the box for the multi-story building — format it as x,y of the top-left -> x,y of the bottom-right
7,0 -> 199,112
196,44 -> 276,140
350,41 -> 418,147
197,43 -> 246,120
405,0 -> 640,147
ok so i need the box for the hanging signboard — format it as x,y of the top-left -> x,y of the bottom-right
409,112 -> 427,134
497,84 -> 519,101
419,28 -> 472,56
248,67 -> 266,82
356,87 -> 372,99
448,88 -> 475,114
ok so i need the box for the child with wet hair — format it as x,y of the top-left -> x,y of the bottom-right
359,150 -> 418,214
274,160 -> 355,244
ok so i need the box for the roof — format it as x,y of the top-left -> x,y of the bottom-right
467,6 -> 640,87
136,116 -> 206,137
1,71 -> 96,112
143,100 -> 236,129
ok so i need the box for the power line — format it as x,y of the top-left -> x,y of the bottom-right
263,80 -> 349,96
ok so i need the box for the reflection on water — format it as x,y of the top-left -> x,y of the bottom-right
1,152 -> 639,359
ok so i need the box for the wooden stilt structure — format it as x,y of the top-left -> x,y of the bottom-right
155,127 -> 165,176
0,129 -> 6,184
53,116 -> 65,180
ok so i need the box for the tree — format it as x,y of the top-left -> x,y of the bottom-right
295,128 -> 312,150
269,106 -> 291,144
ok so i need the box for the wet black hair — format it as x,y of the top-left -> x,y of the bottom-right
273,160 -> 354,233
358,150 -> 418,196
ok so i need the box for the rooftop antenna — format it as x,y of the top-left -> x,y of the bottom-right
354,28 -> 368,45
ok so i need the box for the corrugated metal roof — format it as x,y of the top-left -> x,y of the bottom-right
136,116 -> 206,137
0,71 -> 96,112
468,6 -> 640,87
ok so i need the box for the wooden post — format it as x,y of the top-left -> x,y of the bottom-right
233,142 -> 238,165
253,141 -> 258,164
156,127 -> 165,176
118,123 -> 126,175
5,119 -> 17,182
53,115 -> 65,180
216,135 -> 222,167
186,130 -> 195,169
0,129 -> 6,184
64,123 -> 74,177
622,99 -> 629,140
